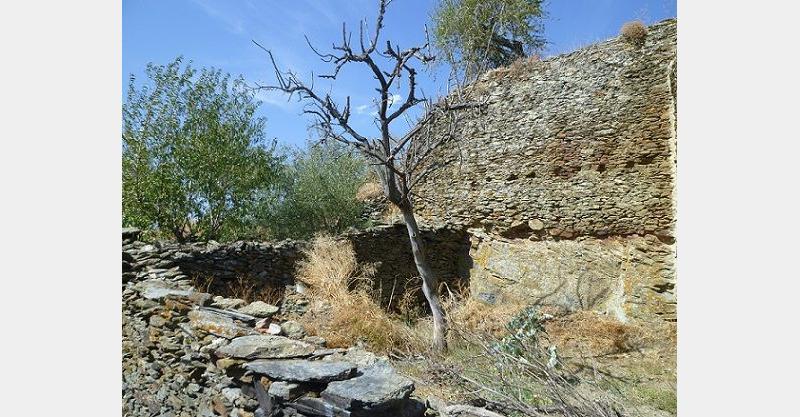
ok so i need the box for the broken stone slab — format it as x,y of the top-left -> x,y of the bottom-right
237,301 -> 279,318
215,335 -> 316,360
245,359 -> 356,383
267,381 -> 304,402
321,365 -> 415,413
188,309 -> 256,339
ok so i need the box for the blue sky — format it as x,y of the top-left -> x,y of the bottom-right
123,0 -> 676,149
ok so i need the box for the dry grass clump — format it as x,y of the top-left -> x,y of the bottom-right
544,310 -> 650,356
355,181 -> 383,201
620,20 -> 648,46
445,296 -> 527,338
191,274 -> 284,305
296,235 -> 425,354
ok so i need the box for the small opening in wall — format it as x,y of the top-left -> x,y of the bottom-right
597,163 -> 606,173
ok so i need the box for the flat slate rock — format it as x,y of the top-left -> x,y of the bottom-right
245,359 -> 356,383
188,309 -> 256,339
215,335 -> 316,360
322,365 -> 415,411
237,301 -> 279,318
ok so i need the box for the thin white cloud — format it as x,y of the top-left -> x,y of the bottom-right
356,94 -> 403,116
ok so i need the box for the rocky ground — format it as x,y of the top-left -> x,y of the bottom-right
123,228 -> 502,417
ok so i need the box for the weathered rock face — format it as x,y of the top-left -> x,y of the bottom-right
410,19 -> 678,322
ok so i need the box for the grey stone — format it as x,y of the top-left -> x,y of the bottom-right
237,301 -> 279,318
280,320 -> 306,339
267,381 -> 304,402
292,396 -> 351,417
245,359 -> 356,382
212,296 -> 247,310
188,309 -> 256,339
215,335 -> 316,360
138,280 -> 194,300
322,365 -> 415,411
442,405 -> 507,417
122,227 -> 141,240
302,336 -> 327,346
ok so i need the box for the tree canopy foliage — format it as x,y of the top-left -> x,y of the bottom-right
432,0 -> 546,79
122,57 -> 283,242
269,142 -> 368,240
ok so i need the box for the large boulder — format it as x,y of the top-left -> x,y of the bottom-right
245,359 -> 356,383
215,335 -> 316,360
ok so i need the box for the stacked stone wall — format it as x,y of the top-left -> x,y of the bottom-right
411,19 -> 678,322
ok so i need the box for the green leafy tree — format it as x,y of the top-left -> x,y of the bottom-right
432,0 -> 546,78
122,57 -> 283,242
269,142 -> 367,240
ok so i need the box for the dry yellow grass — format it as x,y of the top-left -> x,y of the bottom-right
296,235 -> 425,354
355,181 -> 383,201
544,310 -> 652,356
620,20 -> 648,45
191,274 -> 284,305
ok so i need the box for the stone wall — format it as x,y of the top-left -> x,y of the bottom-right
411,20 -> 678,322
123,226 -> 471,312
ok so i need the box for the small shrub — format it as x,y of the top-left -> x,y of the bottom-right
620,20 -> 648,46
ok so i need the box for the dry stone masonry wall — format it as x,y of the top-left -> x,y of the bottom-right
412,20 -> 678,322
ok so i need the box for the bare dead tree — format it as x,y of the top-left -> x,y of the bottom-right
253,0 -> 484,351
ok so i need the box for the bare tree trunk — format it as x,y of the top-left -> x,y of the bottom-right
398,201 -> 448,352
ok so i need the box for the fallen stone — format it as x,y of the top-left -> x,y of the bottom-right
215,335 -> 316,360
237,301 -> 279,318
267,381 -> 304,402
188,309 -> 256,339
245,359 -> 356,383
280,320 -> 306,339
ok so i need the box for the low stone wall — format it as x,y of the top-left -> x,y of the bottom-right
123,226 -> 472,313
